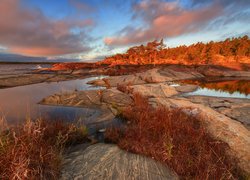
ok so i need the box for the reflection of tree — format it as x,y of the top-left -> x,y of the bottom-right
182,80 -> 250,95
102,36 -> 250,67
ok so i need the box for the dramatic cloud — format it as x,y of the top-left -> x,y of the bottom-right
0,0 -> 94,56
104,0 -> 250,46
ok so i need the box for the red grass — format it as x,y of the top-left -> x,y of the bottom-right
105,93 -> 242,179
0,119 -> 88,179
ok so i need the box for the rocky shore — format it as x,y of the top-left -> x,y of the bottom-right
1,64 -> 249,178
37,65 -> 250,179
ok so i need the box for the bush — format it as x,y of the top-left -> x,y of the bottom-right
0,119 -> 88,179
105,93 -> 241,179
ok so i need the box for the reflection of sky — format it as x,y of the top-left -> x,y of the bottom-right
186,87 -> 250,99
0,76 -> 105,124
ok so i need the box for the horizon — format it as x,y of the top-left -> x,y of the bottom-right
0,0 -> 250,62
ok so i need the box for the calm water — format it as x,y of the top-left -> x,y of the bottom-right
0,76 -> 106,124
0,63 -> 51,77
181,79 -> 250,99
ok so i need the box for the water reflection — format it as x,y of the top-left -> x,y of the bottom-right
0,76 -> 105,124
181,79 -> 250,95
181,79 -> 250,99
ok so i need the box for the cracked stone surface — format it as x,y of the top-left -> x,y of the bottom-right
61,143 -> 178,180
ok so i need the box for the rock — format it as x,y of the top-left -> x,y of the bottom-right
158,67 -> 204,80
88,74 -> 146,87
209,102 -> 231,108
151,97 -> 250,174
175,85 -> 198,93
196,66 -> 250,77
0,74 -> 55,87
138,68 -> 173,83
40,88 -> 133,121
40,90 -> 102,108
87,67 -> 203,87
102,88 -> 133,107
131,83 -> 178,98
223,106 -> 250,128
87,79 -> 106,86
40,90 -> 116,124
61,143 -> 178,180
185,96 -> 250,129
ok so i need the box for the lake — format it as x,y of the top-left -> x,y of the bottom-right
180,78 -> 250,99
0,76 -> 106,124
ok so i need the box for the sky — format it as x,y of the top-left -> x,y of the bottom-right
0,0 -> 250,62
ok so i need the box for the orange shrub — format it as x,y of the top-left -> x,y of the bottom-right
105,93 -> 242,179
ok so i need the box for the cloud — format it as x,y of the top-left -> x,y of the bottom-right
104,0 -> 249,46
69,0 -> 95,13
0,0 -> 94,56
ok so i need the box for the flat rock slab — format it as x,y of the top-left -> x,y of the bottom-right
174,85 -> 198,93
185,96 -> 250,128
0,74 -> 54,87
158,68 -> 203,80
40,90 -> 102,108
61,143 -> 178,180
87,68 -> 203,87
131,83 -> 178,98
102,88 -> 133,107
0,73 -> 85,88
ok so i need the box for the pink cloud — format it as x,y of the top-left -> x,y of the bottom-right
0,0 -> 93,56
104,0 -> 223,46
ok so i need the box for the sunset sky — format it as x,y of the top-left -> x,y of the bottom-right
0,0 -> 250,62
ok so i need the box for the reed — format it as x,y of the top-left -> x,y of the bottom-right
0,118 -> 88,179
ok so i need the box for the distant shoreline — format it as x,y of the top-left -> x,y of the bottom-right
0,61 -> 57,64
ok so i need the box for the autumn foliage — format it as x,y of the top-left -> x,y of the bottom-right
102,36 -> 250,67
105,93 -> 242,179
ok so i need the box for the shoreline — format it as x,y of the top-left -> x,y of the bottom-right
1,63 -> 250,178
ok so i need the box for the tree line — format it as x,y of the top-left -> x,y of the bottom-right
102,35 -> 250,66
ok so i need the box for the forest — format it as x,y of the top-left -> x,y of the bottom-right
101,36 -> 250,67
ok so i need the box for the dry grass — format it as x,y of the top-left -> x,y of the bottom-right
0,118 -> 88,179
105,93 -> 242,179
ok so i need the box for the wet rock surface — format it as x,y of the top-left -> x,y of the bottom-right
61,143 -> 178,180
